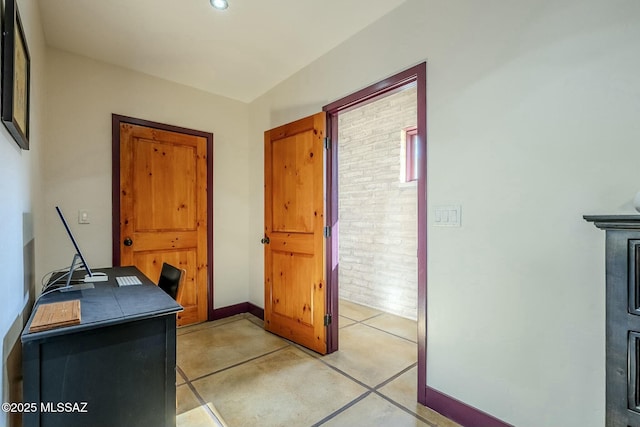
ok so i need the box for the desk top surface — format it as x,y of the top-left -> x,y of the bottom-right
22,266 -> 182,343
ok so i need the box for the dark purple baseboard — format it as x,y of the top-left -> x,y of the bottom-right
426,386 -> 513,427
247,303 -> 264,320
211,302 -> 264,321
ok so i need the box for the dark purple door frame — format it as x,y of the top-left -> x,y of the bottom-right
322,64 -> 512,427
322,62 -> 428,403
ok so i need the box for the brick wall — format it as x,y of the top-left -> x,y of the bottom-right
338,87 -> 417,320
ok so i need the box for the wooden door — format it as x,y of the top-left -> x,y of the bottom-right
264,112 -> 327,354
118,121 -> 209,326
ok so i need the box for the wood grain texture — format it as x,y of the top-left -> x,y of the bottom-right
29,300 -> 80,332
264,112 -> 327,354
120,123 -> 208,326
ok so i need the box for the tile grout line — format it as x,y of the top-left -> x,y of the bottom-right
308,361 -> 428,427
307,307 -> 424,426
360,322 -> 417,344
369,362 -> 438,427
177,316 -> 247,337
292,341 -> 374,389
176,319 -> 291,426
186,344 -> 291,383
373,390 -> 438,427
295,344 -> 426,426
176,365 -> 225,427
310,391 -> 372,427
179,311 -> 426,426
320,362 -> 372,390
372,362 -> 417,390
340,311 -> 417,344
340,312 -> 383,324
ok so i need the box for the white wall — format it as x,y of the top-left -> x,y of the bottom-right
248,0 -> 640,426
43,48 -> 252,309
0,0 -> 46,425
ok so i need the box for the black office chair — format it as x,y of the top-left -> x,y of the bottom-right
157,262 -> 183,300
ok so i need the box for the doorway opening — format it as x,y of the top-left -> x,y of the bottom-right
337,83 -> 418,321
323,62 -> 427,404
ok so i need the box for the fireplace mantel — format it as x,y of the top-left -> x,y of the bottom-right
584,214 -> 640,230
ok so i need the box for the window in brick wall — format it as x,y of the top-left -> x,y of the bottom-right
400,126 -> 418,183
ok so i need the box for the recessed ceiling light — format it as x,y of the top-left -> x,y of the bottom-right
210,0 -> 228,10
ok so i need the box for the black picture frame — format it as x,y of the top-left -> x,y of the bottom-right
2,0 -> 30,150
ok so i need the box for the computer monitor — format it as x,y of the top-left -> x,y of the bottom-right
55,206 -> 107,287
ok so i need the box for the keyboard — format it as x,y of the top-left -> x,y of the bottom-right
116,276 -> 142,287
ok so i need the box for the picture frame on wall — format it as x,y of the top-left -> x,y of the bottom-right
2,0 -> 31,150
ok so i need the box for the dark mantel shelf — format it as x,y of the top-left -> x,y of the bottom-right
584,214 -> 640,230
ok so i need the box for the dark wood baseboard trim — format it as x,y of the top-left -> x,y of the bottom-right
211,302 -> 264,321
426,386 -> 513,427
246,302 -> 264,320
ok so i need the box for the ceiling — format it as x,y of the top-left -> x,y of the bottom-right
38,0 -> 407,103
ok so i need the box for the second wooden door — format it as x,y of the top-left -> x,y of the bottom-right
263,112 -> 328,354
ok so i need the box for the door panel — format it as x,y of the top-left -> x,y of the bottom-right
119,122 -> 208,326
264,112 -> 327,354
271,134 -> 316,233
272,251 -> 314,325
132,139 -> 197,231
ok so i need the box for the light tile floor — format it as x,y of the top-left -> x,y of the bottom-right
176,300 -> 461,427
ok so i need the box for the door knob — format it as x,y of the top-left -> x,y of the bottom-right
124,237 -> 133,247
261,237 -> 270,244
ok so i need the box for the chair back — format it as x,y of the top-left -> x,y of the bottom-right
157,262 -> 182,300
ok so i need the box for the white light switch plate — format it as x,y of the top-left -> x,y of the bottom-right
78,209 -> 90,224
434,205 -> 461,227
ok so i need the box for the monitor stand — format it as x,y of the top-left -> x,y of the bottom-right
58,254 -> 99,292
60,283 -> 95,292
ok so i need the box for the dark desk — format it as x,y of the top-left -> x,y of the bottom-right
22,266 -> 182,427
